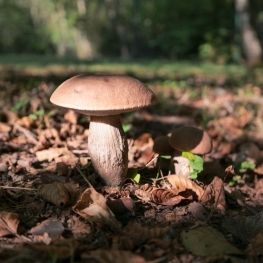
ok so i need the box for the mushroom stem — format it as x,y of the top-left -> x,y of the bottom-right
88,115 -> 128,186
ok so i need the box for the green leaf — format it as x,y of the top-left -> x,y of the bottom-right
34,109 -> 45,116
189,171 -> 198,180
189,155 -> 204,172
133,173 -> 141,184
160,155 -> 171,160
182,151 -> 195,160
239,161 -> 256,173
28,114 -> 37,120
122,124 -> 132,133
11,98 -> 30,112
126,168 -> 140,183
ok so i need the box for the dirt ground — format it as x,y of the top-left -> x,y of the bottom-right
0,69 -> 263,262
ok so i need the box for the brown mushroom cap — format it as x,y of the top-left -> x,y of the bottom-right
169,126 -> 212,155
153,135 -> 175,155
50,74 -> 157,116
239,142 -> 261,163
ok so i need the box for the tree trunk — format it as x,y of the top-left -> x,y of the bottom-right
235,0 -> 262,67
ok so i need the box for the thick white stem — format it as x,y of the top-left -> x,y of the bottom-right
88,115 -> 128,186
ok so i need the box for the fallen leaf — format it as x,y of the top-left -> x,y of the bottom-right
72,186 -> 121,230
135,183 -> 156,202
181,226 -> 242,256
246,232 -> 263,256
223,212 -> 263,243
0,211 -> 19,237
81,250 -> 146,263
36,147 -> 74,162
201,176 -> 226,214
166,174 -> 204,200
151,188 -> 192,205
67,215 -> 91,237
37,182 -> 78,207
124,223 -> 170,246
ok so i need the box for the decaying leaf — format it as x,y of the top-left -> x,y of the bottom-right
81,250 -> 146,263
67,215 -> 91,237
72,186 -> 121,230
201,176 -> 226,214
166,174 -> 204,200
151,188 -> 193,205
124,223 -> 170,246
181,226 -> 242,256
222,212 -> 263,243
37,182 -> 78,207
246,232 -> 263,256
28,242 -> 73,260
29,219 -> 64,239
36,147 -> 74,162
0,211 -> 19,237
135,183 -> 157,202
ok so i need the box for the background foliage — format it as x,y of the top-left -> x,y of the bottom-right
1,0 -> 262,63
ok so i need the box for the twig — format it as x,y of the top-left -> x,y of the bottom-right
75,165 -> 92,188
12,122 -> 38,144
0,186 -> 37,191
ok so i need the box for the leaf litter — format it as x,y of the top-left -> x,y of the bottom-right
1,72 -> 263,262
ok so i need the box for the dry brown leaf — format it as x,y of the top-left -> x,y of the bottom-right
72,186 -> 121,230
81,250 -> 146,263
0,211 -> 19,237
135,183 -> 157,202
124,223 -> 170,246
166,174 -> 204,200
151,188 -> 192,205
201,176 -> 226,214
67,215 -> 91,237
28,242 -> 73,260
246,232 -> 263,256
0,122 -> 11,132
37,182 -> 78,207
36,147 -> 74,162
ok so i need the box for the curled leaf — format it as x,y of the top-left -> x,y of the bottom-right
151,188 -> 193,206
166,174 -> 204,200
37,182 -> 78,207
135,183 -> 156,202
72,187 -> 121,230
0,211 -> 19,237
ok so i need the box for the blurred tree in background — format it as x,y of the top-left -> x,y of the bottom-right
0,0 -> 262,64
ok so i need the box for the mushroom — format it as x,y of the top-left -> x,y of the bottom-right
168,126 -> 212,176
50,74 -> 157,186
153,134 -> 181,174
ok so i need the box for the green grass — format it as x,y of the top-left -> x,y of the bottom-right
0,54 -> 251,81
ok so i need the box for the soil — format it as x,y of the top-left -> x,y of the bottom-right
0,70 -> 263,262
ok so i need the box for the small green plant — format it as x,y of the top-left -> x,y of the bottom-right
182,151 -> 204,179
11,98 -> 30,112
122,124 -> 132,133
238,161 -> 256,173
228,175 -> 242,186
126,168 -> 140,183
29,109 -> 45,120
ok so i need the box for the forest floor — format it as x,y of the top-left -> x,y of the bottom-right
0,58 -> 263,262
